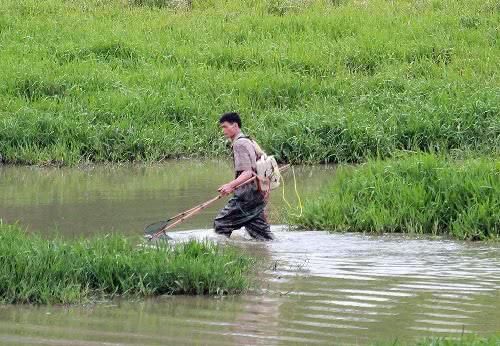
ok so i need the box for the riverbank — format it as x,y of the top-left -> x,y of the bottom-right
293,154 -> 499,240
0,222 -> 253,304
0,0 -> 498,165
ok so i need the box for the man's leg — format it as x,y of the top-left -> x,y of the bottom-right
215,184 -> 270,239
214,196 -> 242,238
245,210 -> 273,241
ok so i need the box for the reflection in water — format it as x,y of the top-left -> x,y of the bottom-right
0,162 -> 499,344
0,162 -> 334,236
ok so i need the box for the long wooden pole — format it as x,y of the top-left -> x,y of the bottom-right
148,164 -> 290,241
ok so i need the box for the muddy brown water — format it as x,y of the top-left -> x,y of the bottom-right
0,161 -> 499,345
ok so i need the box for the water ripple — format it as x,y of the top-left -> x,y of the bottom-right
1,228 -> 499,345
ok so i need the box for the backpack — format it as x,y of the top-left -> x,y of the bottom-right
238,136 -> 281,192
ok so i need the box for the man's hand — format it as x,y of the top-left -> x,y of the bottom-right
218,183 -> 234,196
218,171 -> 253,196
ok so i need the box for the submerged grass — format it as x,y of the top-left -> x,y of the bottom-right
0,0 -> 498,164
293,154 -> 499,240
0,222 -> 253,304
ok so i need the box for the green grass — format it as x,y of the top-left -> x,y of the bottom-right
0,0 -> 498,165
374,334 -> 500,345
414,335 -> 500,346
293,154 -> 499,240
0,221 -> 253,304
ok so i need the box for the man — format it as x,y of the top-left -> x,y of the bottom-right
214,112 -> 274,241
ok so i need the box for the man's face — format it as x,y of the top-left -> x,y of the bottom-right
220,121 -> 239,139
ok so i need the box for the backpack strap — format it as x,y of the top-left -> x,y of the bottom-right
235,135 -> 266,159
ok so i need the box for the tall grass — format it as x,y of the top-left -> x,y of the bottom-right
0,0 -> 498,164
0,222 -> 253,304
293,154 -> 499,240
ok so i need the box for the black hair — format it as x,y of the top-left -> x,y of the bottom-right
219,112 -> 242,128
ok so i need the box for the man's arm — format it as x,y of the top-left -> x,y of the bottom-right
218,170 -> 253,196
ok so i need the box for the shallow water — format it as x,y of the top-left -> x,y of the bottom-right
0,161 -> 332,236
0,162 -> 499,345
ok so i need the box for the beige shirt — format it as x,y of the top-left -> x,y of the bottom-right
232,132 -> 256,175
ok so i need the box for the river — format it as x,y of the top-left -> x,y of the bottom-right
0,161 -> 498,345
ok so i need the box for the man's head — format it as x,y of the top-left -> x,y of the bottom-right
219,112 -> 242,140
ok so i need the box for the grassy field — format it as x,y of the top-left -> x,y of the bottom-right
0,222 -> 253,304
0,0 -> 498,164
293,154 -> 499,240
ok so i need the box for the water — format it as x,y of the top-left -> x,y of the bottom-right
0,161 -> 331,236
0,162 -> 499,345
